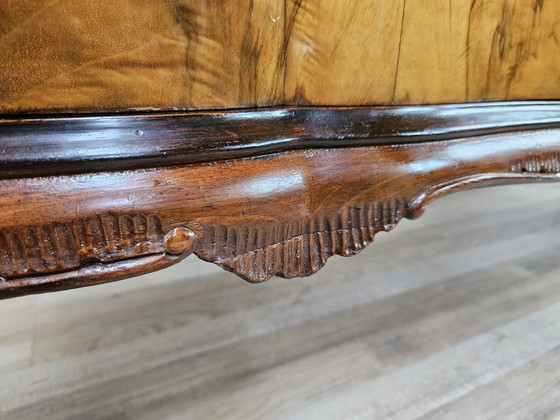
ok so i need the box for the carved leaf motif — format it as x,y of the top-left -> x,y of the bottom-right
0,213 -> 165,279
511,153 -> 560,174
199,199 -> 407,282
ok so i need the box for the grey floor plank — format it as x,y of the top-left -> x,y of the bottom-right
0,183 -> 559,419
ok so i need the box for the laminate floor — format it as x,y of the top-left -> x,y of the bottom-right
1,184 -> 560,419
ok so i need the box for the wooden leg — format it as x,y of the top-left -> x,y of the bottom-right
1,103 -> 560,298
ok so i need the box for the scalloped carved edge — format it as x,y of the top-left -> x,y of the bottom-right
3,164 -> 558,297
2,104 -> 560,297
511,152 -> 560,174
203,170 -> 560,282
0,213 -> 166,279
202,199 -> 407,282
0,214 -> 198,298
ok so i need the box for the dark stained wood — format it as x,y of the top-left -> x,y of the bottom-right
2,102 -> 560,178
1,102 -> 560,297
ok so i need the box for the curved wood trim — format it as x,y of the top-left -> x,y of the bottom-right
1,102 -> 560,297
0,254 -> 188,299
2,101 -> 560,178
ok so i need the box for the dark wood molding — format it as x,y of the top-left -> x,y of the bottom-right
0,102 -> 560,298
2,101 -> 560,178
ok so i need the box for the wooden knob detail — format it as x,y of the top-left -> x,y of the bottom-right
163,227 -> 198,256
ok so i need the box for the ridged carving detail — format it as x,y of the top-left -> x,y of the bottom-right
511,153 -> 560,174
0,213 -> 165,279
198,199 -> 407,282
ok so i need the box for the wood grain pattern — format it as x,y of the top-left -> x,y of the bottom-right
286,0 -> 560,105
0,0 -> 282,113
391,1 -> 472,103
466,0 -> 560,101
1,0 -> 560,113
283,0 -> 406,105
1,102 -> 560,297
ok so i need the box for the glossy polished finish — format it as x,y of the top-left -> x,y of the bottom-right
1,1 -> 560,113
0,108 -> 560,297
3,1 -> 560,298
3,102 -> 560,178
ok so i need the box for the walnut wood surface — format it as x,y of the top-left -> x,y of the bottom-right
0,0 -> 283,113
0,104 -> 560,298
1,1 -> 560,113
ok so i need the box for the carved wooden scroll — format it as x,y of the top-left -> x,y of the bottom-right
0,102 -> 560,298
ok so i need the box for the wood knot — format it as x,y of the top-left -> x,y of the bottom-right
164,227 -> 198,256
